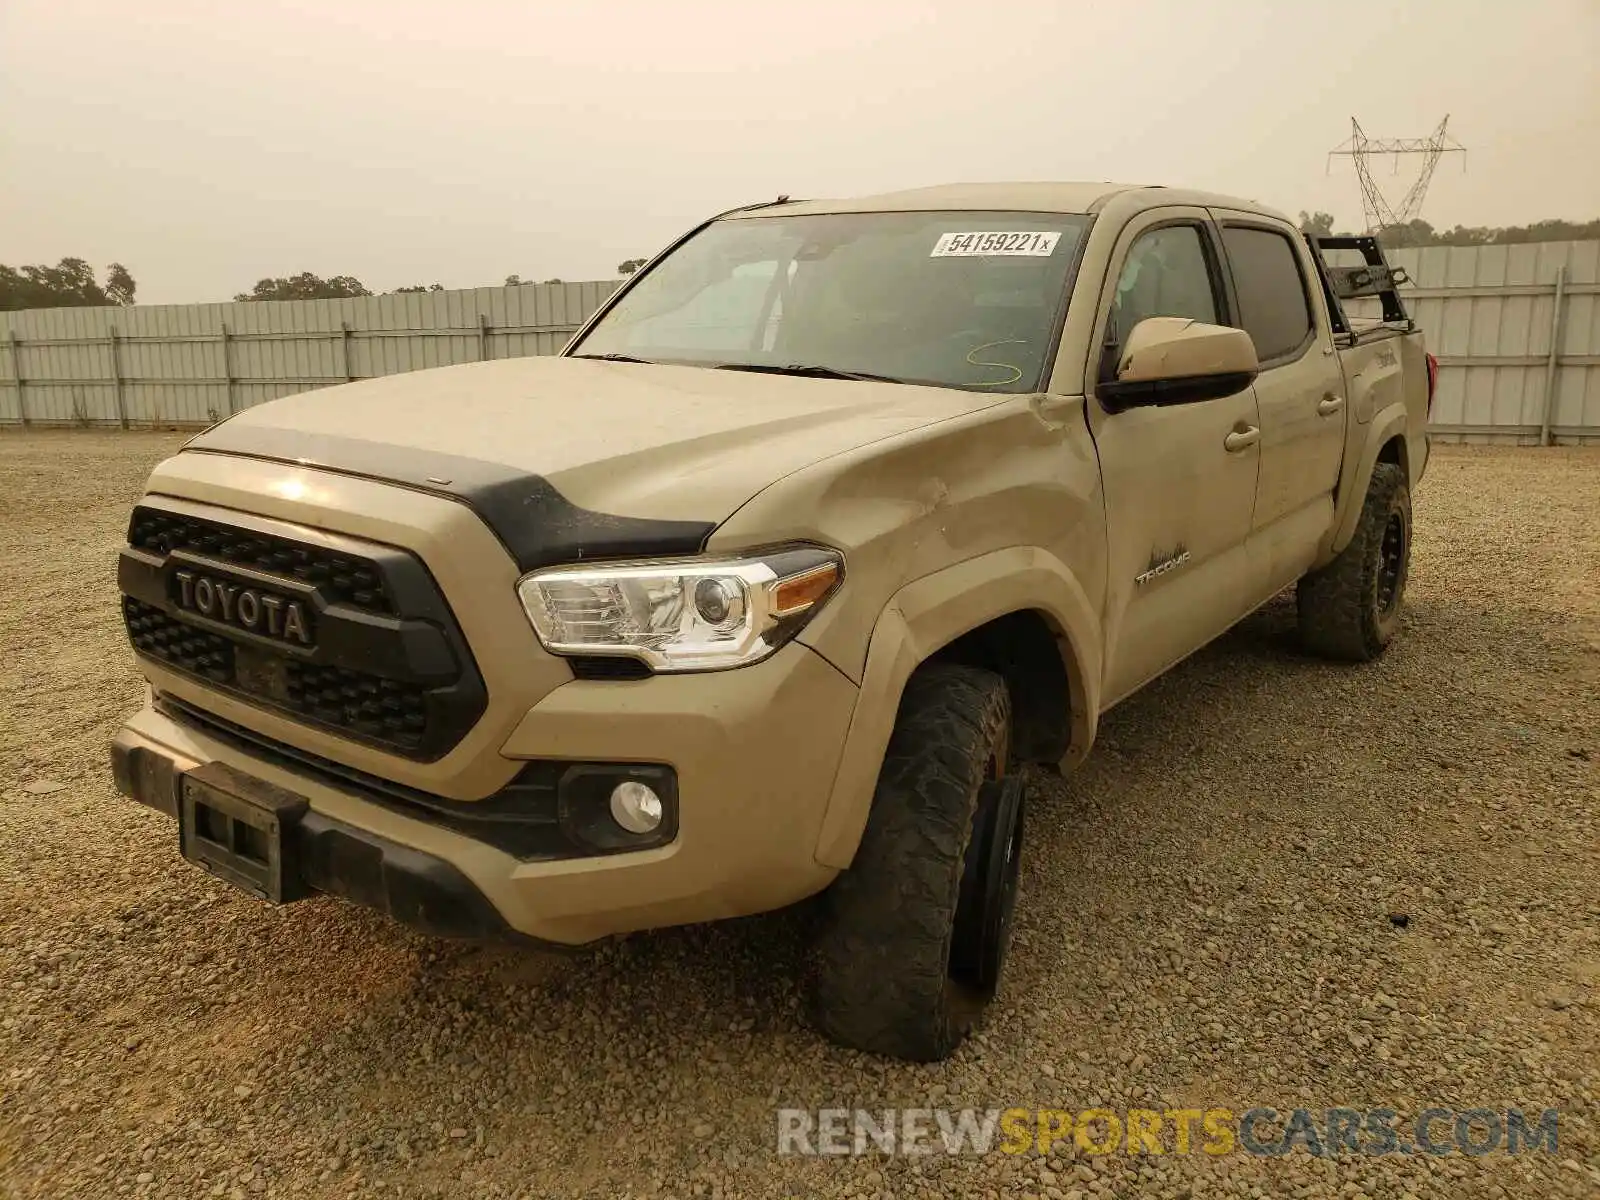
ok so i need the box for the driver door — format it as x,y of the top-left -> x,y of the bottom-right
1084,209 -> 1263,707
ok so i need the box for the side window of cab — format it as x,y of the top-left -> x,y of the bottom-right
1104,224 -> 1222,377
1218,225 -> 1315,364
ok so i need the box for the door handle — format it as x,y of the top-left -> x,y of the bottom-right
1317,394 -> 1345,416
1224,426 -> 1260,453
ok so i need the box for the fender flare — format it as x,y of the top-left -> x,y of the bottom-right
1326,403 -> 1410,557
812,546 -> 1102,870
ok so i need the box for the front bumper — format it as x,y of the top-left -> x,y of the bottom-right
111,640 -> 856,944
113,736 -> 518,941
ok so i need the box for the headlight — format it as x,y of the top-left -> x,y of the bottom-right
516,545 -> 843,672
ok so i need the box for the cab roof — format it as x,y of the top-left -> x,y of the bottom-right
723,182 -> 1278,219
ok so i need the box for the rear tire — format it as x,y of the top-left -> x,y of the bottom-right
1297,461 -> 1412,662
809,663 -> 1018,1062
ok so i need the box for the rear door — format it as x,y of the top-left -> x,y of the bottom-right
1082,207 -> 1263,707
1211,214 -> 1347,585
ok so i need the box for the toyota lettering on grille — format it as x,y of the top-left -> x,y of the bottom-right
173,569 -> 312,645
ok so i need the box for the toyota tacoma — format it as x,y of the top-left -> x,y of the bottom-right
112,183 -> 1433,1060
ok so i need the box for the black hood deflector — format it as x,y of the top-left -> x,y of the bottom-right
184,425 -> 716,574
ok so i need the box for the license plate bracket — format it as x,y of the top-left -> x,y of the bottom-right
179,761 -> 310,903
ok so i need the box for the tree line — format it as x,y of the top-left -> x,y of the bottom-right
1298,211 -> 1600,248
0,259 -> 136,310
0,264 -> 576,309
237,264 -> 659,301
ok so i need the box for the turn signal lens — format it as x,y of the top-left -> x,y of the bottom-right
772,562 -> 840,616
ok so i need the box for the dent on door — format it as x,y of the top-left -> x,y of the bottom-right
1351,343 -> 1401,425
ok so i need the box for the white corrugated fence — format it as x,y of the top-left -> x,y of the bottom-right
0,281 -> 618,428
1381,240 -> 1599,444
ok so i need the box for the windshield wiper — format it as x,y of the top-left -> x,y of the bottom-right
712,362 -> 907,385
570,352 -> 654,364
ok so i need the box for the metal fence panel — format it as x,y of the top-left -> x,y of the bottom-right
2,247 -> 1596,442
1383,240 -> 1599,444
0,279 -> 621,429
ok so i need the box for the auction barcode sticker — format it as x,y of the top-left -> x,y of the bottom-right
931,231 -> 1061,257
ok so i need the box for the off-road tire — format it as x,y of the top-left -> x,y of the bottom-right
1297,461 -> 1412,662
810,663 -> 1011,1062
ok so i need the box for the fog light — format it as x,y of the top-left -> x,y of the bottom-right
609,781 -> 664,834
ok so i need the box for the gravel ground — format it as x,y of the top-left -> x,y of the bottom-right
1,430 -> 1597,1200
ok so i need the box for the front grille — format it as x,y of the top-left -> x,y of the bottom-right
124,599 -> 234,682
285,662 -> 429,748
125,599 -> 436,752
129,508 -> 393,615
120,505 -> 486,761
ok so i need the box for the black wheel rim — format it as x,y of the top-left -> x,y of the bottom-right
1376,511 -> 1405,616
949,776 -> 1025,997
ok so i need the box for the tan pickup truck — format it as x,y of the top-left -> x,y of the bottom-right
112,182 -> 1433,1060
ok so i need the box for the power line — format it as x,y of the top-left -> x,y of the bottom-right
1327,116 -> 1467,232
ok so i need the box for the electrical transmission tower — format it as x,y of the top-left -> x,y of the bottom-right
1327,116 -> 1467,232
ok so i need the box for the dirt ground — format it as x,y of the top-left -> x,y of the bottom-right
0,431 -> 1596,1200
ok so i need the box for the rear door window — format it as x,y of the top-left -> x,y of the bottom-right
1221,226 -> 1314,362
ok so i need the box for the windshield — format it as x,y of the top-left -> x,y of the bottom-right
569,210 -> 1091,392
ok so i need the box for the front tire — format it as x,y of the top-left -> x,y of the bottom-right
1297,461 -> 1412,662
810,663 -> 1019,1062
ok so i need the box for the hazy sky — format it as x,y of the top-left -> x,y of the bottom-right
3,0 -> 1596,305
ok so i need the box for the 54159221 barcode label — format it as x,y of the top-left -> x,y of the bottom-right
930,231 -> 1061,257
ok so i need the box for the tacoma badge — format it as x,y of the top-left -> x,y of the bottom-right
1135,548 -> 1191,587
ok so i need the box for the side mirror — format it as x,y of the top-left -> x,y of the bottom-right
1098,317 -> 1259,410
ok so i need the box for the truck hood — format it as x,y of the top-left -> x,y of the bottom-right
185,356 -> 1001,571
